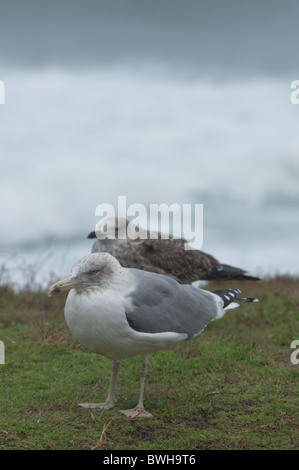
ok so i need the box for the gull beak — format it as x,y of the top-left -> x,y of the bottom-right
48,276 -> 77,297
87,231 -> 96,239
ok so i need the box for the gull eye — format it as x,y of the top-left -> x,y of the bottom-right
89,270 -> 99,275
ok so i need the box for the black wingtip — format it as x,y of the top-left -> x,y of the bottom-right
238,274 -> 261,281
206,264 -> 260,281
87,231 -> 96,239
213,288 -> 259,308
213,288 -> 241,308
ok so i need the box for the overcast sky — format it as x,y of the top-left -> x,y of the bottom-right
0,0 -> 298,78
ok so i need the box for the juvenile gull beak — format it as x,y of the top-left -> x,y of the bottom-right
87,231 -> 96,239
48,277 -> 75,297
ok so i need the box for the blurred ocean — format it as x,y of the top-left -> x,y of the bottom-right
0,1 -> 299,289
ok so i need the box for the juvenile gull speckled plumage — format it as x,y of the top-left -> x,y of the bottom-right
88,217 -> 260,284
48,252 -> 259,418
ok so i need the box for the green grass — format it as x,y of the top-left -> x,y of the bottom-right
0,277 -> 298,450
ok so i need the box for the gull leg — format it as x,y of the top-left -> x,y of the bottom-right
119,355 -> 152,419
78,360 -> 120,409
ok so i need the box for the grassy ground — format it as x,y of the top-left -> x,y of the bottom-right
0,277 -> 298,450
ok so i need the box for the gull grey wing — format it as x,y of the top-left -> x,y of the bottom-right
124,269 -> 221,339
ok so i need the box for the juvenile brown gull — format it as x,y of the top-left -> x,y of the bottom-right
88,217 -> 260,284
48,252 -> 259,419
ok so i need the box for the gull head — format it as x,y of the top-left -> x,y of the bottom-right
48,253 -> 122,297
